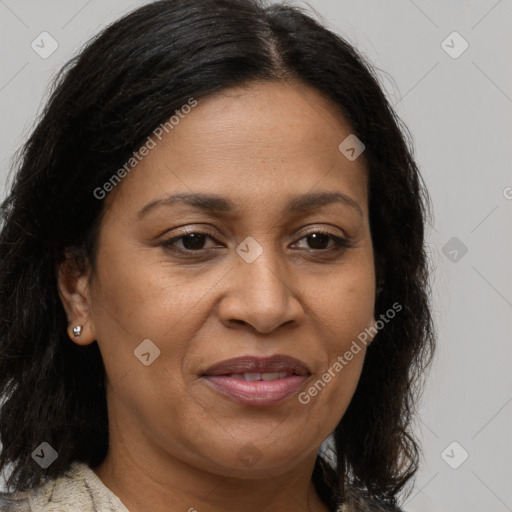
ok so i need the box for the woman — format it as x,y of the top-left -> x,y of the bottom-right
0,0 -> 435,511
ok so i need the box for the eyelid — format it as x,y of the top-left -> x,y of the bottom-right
166,223 -> 347,240
174,226 -> 218,238
295,225 -> 348,240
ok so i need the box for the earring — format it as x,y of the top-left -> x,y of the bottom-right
72,325 -> 82,337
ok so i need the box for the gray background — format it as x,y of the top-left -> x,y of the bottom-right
0,1 -> 511,511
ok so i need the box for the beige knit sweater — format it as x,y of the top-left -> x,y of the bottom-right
0,462 -> 128,511
0,462 -> 402,511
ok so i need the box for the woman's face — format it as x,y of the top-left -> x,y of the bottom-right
62,80 -> 376,478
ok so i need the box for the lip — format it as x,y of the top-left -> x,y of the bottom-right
201,355 -> 311,406
203,355 -> 311,376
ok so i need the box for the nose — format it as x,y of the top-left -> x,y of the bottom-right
218,248 -> 304,334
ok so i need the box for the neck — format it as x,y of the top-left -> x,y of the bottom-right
94,442 -> 330,512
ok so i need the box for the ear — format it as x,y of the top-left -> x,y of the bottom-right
56,251 -> 96,346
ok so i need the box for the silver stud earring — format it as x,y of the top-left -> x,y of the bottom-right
72,325 -> 83,337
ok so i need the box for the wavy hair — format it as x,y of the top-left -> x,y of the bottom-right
0,0 -> 435,508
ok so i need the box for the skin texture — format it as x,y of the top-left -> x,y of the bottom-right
58,80 -> 378,512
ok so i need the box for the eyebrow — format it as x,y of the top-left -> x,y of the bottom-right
137,191 -> 363,219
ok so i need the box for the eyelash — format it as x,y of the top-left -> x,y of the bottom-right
160,228 -> 352,256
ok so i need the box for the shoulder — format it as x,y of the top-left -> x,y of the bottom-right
0,461 -> 128,512
0,489 -> 32,512
343,487 -> 405,512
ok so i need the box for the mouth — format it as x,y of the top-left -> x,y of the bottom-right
201,355 -> 311,406
217,371 -> 295,380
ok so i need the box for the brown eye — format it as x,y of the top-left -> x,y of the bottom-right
179,233 -> 209,250
294,230 -> 351,251
304,232 -> 331,250
161,230 -> 219,253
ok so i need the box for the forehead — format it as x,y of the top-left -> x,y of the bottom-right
105,79 -> 369,218
163,80 -> 363,165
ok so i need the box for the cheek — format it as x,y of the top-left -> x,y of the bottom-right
298,317 -> 369,437
88,246 -> 230,381
298,256 -> 374,410
309,257 -> 375,344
